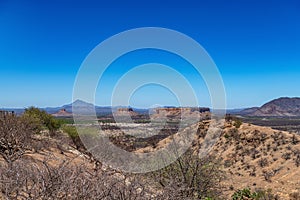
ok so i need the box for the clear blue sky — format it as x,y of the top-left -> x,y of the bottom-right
0,0 -> 299,108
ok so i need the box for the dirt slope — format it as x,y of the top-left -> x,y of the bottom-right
136,120 -> 300,198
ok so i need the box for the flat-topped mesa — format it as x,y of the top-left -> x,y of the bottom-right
153,107 -> 210,115
151,107 -> 210,120
114,108 -> 139,116
52,108 -> 72,117
117,108 -> 134,113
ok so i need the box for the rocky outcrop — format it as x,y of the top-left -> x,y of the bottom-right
113,108 -> 139,116
52,109 -> 72,117
151,107 -> 210,119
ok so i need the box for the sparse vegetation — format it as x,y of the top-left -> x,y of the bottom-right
295,153 -> 300,167
232,188 -> 278,200
22,107 -> 62,135
282,152 -> 292,160
234,119 -> 243,129
225,114 -> 243,128
61,124 -> 82,148
258,158 -> 269,168
0,157 -> 149,200
150,150 -> 224,199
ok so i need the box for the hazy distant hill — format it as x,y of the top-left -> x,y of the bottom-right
49,100 -> 148,116
240,97 -> 300,117
0,100 -> 147,116
62,100 -> 113,115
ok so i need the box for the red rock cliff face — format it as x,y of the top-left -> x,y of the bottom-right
151,107 -> 210,119
113,108 -> 138,116
52,109 -> 72,117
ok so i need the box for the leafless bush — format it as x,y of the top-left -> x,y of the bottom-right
262,170 -> 274,182
290,191 -> 300,200
250,148 -> 260,160
294,150 -> 300,167
0,115 -> 39,164
150,150 -> 224,199
0,156 -> 149,200
227,128 -> 240,141
291,134 -> 299,145
249,167 -> 256,177
258,158 -> 269,168
282,152 -> 292,160
0,149 -> 225,199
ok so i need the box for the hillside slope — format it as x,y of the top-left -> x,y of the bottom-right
137,120 -> 300,198
241,97 -> 300,117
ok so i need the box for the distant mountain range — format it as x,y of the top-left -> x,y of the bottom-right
1,100 -> 148,116
2,97 -> 300,117
239,97 -> 300,117
46,100 -> 149,116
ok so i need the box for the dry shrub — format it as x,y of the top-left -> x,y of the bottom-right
150,150 -> 224,199
0,115 -> 39,164
0,157 -> 148,200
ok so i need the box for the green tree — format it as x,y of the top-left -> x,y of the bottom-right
22,107 -> 61,135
